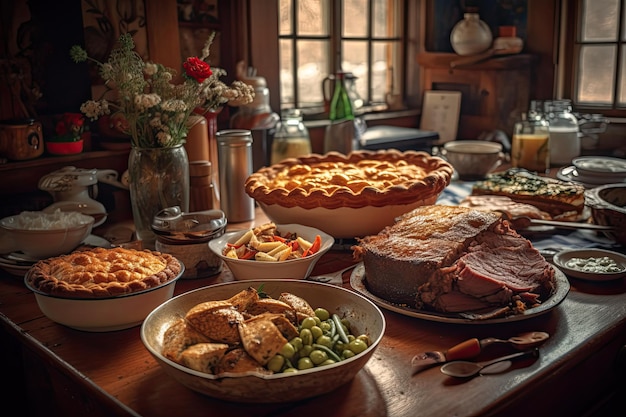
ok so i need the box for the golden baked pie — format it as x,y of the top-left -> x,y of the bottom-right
26,247 -> 182,298
245,150 -> 454,209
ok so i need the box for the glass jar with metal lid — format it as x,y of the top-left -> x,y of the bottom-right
151,206 -> 226,279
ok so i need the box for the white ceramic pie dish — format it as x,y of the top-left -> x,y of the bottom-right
208,223 -> 333,280
140,279 -> 385,403
24,264 -> 184,332
259,197 -> 439,238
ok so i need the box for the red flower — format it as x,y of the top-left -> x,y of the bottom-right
55,113 -> 85,139
183,57 -> 212,83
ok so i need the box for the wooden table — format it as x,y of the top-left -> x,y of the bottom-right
1,209 -> 626,417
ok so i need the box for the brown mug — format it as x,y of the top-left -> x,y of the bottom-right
0,118 -> 44,160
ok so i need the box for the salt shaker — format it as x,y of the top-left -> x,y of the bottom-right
216,129 -> 255,222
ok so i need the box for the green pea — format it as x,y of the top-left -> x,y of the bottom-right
316,334 -> 333,349
300,328 -> 313,346
348,339 -> 368,354
313,316 -> 322,326
299,345 -> 313,357
334,340 -> 347,352
341,318 -> 351,328
357,334 -> 371,346
319,321 -> 331,333
290,336 -> 303,351
311,325 -> 323,340
342,349 -> 356,359
280,342 -> 296,359
315,307 -> 330,321
347,334 -> 356,343
301,317 -> 317,329
297,357 -> 314,370
320,359 -> 336,366
309,349 -> 328,365
267,354 -> 285,372
283,367 -> 298,373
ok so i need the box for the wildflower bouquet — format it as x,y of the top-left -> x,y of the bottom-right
70,32 -> 254,148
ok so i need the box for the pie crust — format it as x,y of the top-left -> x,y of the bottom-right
26,247 -> 182,298
244,150 -> 454,209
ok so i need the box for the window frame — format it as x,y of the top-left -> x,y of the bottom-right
254,0 -> 422,117
561,0 -> 626,117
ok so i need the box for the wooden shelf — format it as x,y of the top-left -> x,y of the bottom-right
0,149 -> 130,196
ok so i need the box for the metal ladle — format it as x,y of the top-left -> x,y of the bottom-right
441,348 -> 540,378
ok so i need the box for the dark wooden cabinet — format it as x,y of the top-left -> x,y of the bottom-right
418,53 -> 536,140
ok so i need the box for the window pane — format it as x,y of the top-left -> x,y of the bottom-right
577,45 -> 616,104
373,0 -> 401,38
372,41 -> 391,103
581,0 -> 619,42
299,0 -> 328,36
341,40 -> 368,101
297,40 -> 328,106
279,0 -> 293,35
280,39 -> 294,105
343,0 -> 368,37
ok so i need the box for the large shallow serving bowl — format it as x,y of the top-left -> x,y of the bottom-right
0,210 -> 94,258
245,150 -> 453,238
585,183 -> 626,245
208,223 -> 333,280
141,279 -> 386,403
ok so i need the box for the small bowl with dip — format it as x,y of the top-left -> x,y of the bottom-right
553,248 -> 626,281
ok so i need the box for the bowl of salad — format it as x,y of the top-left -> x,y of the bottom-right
208,223 -> 334,280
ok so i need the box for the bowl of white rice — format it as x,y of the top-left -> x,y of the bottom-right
0,209 -> 94,259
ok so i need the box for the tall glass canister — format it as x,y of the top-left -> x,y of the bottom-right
511,112 -> 550,173
544,99 -> 580,166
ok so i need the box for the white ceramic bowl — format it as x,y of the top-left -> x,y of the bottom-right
24,266 -> 183,332
141,279 -> 386,403
442,140 -> 504,180
0,211 -> 94,258
208,224 -> 333,280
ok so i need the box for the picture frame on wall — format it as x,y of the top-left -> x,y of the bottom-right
420,90 -> 462,144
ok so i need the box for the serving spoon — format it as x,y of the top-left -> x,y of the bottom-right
411,331 -> 548,374
441,348 -> 540,378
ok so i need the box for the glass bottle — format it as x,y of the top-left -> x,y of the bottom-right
544,99 -> 580,166
324,71 -> 356,154
270,109 -> 312,164
230,76 -> 279,130
511,112 -> 550,173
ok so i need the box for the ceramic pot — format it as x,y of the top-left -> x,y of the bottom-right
450,13 -> 493,56
46,140 -> 83,155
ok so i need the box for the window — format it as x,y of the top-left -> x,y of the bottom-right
565,0 -> 626,114
278,0 -> 407,113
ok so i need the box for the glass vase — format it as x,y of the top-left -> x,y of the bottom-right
128,145 -> 190,249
